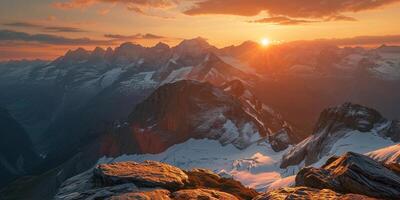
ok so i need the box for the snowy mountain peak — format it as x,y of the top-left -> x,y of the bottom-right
126,80 -> 267,153
281,102 -> 399,168
119,80 -> 296,156
174,37 -> 216,56
176,37 -> 211,49
64,48 -> 90,60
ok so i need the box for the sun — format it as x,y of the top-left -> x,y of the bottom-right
260,38 -> 271,46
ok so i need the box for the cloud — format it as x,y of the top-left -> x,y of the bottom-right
104,33 -> 165,40
249,14 -> 357,25
184,0 -> 400,19
250,16 -> 318,25
325,15 -> 357,21
0,30 -> 112,45
3,22 -> 87,33
53,0 -> 174,9
318,35 -> 400,46
53,0 -> 180,18
3,22 -> 42,28
43,26 -> 87,33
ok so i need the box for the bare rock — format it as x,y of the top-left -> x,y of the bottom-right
184,168 -> 258,200
366,144 -> 400,174
55,161 -> 256,200
55,183 -> 138,200
295,152 -> 400,199
253,187 -> 377,200
172,189 -> 239,200
108,189 -> 171,200
94,161 -> 189,190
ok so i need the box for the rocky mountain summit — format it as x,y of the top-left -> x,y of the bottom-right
281,102 -> 400,168
55,161 -> 257,200
124,80 -> 296,154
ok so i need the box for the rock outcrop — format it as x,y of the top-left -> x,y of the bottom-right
295,152 -> 400,199
172,189 -> 239,200
367,144 -> 400,174
55,160 -> 258,200
281,103 -> 400,168
94,161 -> 189,190
253,187 -> 377,200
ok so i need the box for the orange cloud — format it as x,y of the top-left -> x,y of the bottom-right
250,16 -> 318,25
316,35 -> 400,46
53,0 -> 174,9
250,14 -> 357,25
184,0 -> 400,19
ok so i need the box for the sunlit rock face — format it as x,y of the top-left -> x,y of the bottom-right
54,160 -> 256,200
253,187 -> 376,200
295,152 -> 400,199
172,189 -> 239,200
94,161 -> 189,190
281,103 -> 400,168
366,143 -> 400,174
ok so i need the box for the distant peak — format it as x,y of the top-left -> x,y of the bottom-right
241,40 -> 258,46
153,42 -> 170,49
64,47 -> 90,60
93,47 -> 105,52
176,37 -> 211,48
119,42 -> 140,48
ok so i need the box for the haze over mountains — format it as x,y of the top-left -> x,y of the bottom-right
0,38 -> 399,199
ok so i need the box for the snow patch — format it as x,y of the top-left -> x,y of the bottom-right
97,139 -> 290,191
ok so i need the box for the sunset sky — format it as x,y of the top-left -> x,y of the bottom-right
1,0 -> 400,60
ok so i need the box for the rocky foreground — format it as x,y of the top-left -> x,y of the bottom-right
55,149 -> 400,200
55,160 -> 257,200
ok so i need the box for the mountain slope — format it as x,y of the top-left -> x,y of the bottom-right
126,80 -> 295,154
281,102 -> 399,168
366,144 -> 400,173
0,107 -> 40,188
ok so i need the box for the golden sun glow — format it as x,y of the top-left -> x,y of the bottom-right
260,38 -> 271,46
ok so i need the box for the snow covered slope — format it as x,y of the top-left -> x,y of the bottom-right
123,80 -> 296,154
281,102 -> 399,169
98,138 -> 289,191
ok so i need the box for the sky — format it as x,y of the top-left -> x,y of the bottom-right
1,0 -> 400,60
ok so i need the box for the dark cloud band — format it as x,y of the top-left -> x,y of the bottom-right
0,30 -> 111,45
3,22 -> 87,33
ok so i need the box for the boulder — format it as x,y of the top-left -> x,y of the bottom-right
55,161 -> 257,200
253,187 -> 377,200
108,189 -> 171,200
172,189 -> 239,200
94,161 -> 189,190
295,152 -> 400,199
184,168 -> 258,200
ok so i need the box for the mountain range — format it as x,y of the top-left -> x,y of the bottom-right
0,38 -> 399,199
